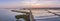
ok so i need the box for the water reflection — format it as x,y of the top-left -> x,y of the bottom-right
0,9 -> 60,21
16,20 -> 22,21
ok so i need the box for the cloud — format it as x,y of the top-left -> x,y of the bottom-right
0,0 -> 60,8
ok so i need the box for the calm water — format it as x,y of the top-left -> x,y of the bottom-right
0,9 -> 60,21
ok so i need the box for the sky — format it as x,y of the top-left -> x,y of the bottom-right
0,0 -> 60,8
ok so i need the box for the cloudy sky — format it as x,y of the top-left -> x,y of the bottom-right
0,0 -> 60,8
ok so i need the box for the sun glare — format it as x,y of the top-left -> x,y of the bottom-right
31,3 -> 40,6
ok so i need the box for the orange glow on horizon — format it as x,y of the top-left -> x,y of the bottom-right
18,3 -> 49,8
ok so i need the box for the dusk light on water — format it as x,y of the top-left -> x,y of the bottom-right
0,0 -> 60,21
